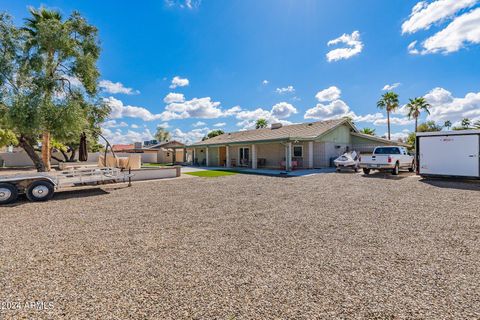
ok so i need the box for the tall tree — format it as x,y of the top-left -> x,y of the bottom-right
461,118 -> 471,129
155,126 -> 171,142
359,128 -> 376,135
255,118 -> 268,129
377,91 -> 399,140
417,121 -> 443,132
0,8 -> 103,171
406,97 -> 430,132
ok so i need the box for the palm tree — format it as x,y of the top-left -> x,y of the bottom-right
377,91 -> 399,140
406,97 -> 431,132
444,120 -> 452,130
360,128 -> 376,136
255,118 -> 268,129
155,127 -> 171,142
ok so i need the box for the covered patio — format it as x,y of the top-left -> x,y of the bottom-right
185,140 -> 315,171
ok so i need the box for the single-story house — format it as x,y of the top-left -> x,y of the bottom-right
185,119 -> 407,170
145,140 -> 186,164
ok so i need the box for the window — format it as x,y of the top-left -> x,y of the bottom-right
374,147 -> 400,155
293,145 -> 303,157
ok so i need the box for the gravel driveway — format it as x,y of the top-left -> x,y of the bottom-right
1,172 -> 479,319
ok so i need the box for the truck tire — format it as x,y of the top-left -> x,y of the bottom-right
392,163 -> 400,175
26,180 -> 54,202
0,183 -> 18,205
408,161 -> 415,172
363,168 -> 371,175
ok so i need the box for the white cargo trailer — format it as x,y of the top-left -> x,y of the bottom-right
416,130 -> 480,179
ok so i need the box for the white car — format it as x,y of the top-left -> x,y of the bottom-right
334,151 -> 360,172
360,146 -> 415,175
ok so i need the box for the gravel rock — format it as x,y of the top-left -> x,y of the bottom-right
0,172 -> 479,319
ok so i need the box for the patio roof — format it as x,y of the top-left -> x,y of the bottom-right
189,119 -> 353,147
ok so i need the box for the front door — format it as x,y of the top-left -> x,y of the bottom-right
239,147 -> 250,167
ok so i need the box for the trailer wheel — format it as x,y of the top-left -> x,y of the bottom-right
26,181 -> 54,202
392,163 -> 400,175
363,168 -> 371,175
0,183 -> 18,205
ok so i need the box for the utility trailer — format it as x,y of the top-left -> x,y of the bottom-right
0,167 -> 133,205
416,130 -> 480,179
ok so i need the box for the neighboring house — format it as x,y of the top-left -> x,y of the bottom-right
112,144 -> 135,152
145,140 -> 186,164
187,119 -> 407,170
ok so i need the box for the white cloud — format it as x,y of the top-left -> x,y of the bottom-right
165,0 -> 201,9
102,128 -> 154,145
169,76 -> 189,89
163,97 -> 227,120
164,92 -> 185,103
157,122 -> 170,128
270,102 -> 298,118
401,0 -> 477,34
99,80 -> 139,95
403,1 -> 480,54
387,129 -> 412,141
382,83 -> 401,91
101,120 -> 129,129
213,122 -> 226,127
104,97 -> 164,121
276,85 -> 295,94
326,30 -> 363,62
315,86 -> 341,102
262,80 -> 269,85
235,102 -> 296,130
373,117 -> 414,126
420,8 -> 480,54
131,124 -> 139,129
192,121 -> 206,127
304,86 -> 412,126
171,127 -> 209,144
425,87 -> 480,123
304,100 -> 354,120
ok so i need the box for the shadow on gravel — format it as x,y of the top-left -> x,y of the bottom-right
420,178 -> 480,191
2,188 -> 110,208
361,172 -> 412,180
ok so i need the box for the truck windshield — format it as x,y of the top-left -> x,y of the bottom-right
374,147 -> 400,155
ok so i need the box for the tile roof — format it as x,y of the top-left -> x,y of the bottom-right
191,119 -> 350,146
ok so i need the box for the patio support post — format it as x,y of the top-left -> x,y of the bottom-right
308,141 -> 314,169
206,147 -> 209,167
172,148 -> 176,164
183,148 -> 187,163
226,146 -> 231,168
285,142 -> 292,171
193,148 -> 196,165
251,144 -> 257,169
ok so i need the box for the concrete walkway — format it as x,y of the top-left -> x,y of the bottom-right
181,166 -> 335,177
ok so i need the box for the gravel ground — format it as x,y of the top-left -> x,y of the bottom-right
1,172 -> 479,319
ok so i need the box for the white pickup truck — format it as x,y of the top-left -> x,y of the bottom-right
360,146 -> 415,175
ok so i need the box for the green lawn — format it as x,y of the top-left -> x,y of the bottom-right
184,170 -> 238,178
142,163 -> 174,167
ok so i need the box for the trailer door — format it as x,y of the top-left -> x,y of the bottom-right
419,134 -> 479,177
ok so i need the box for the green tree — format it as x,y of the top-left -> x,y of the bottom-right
417,121 -> 443,132
359,128 -> 376,135
255,118 -> 268,129
443,120 -> 452,130
377,91 -> 399,140
155,126 -> 171,142
0,8 -> 103,171
474,120 -> 480,129
453,118 -> 472,131
202,129 -> 224,141
406,97 -> 430,132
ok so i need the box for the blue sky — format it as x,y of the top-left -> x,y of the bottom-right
4,0 -> 480,144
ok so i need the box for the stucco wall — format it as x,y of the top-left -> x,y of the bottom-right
256,143 -> 285,168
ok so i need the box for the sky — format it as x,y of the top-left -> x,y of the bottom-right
3,0 -> 480,144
